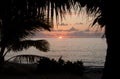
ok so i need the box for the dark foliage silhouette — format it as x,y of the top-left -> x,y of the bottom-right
0,0 -> 52,66
0,0 -> 102,65
37,57 -> 84,75
0,0 -> 118,79
6,54 -> 50,64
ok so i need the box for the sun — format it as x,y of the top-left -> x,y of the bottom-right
58,36 -> 63,39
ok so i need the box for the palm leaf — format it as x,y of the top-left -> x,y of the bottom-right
0,0 -> 104,58
6,54 -> 47,64
8,40 -> 50,52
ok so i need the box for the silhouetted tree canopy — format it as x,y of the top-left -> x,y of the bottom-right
0,1 -> 117,79
0,0 -> 104,59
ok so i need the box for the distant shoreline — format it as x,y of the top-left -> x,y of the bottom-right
84,66 -> 103,73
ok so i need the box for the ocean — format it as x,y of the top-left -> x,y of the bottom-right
5,38 -> 107,66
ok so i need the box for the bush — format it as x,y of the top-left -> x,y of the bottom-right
36,57 -> 84,75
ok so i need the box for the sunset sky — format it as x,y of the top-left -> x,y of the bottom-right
32,9 -> 104,38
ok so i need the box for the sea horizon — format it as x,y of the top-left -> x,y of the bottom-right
5,38 -> 107,67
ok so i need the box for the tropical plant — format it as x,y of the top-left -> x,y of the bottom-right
3,40 -> 50,57
37,56 -> 84,75
0,0 -> 118,79
0,0 -> 53,65
6,54 -> 49,64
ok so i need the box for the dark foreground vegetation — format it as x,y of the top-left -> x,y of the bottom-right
37,57 -> 84,75
0,56 -> 84,76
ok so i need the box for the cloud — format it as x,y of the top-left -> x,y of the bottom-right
84,29 -> 90,32
32,29 -> 103,38
57,23 -> 68,26
68,30 -> 103,38
67,27 -> 79,31
74,22 -> 83,25
54,27 -> 78,32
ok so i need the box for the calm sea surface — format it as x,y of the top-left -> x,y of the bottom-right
6,38 -> 107,66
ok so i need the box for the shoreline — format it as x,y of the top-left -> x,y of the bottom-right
0,57 -> 104,79
0,63 -> 103,79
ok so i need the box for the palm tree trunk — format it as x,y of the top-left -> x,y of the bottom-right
0,45 -> 5,69
102,1 -> 119,79
0,19 -> 6,69
102,24 -> 117,79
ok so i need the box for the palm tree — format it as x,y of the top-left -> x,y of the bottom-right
100,1 -> 119,79
0,0 -> 118,79
3,40 -> 50,57
41,1 -> 118,79
73,1 -> 118,79
0,0 -> 75,65
0,0 -> 52,65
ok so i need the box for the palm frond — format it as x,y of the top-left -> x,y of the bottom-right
0,0 -> 104,51
6,54 -> 47,64
92,14 -> 105,27
8,40 -> 50,52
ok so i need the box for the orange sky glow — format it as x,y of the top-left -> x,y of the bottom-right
33,9 -> 104,38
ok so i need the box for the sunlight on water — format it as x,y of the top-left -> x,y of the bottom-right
6,38 -> 107,66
